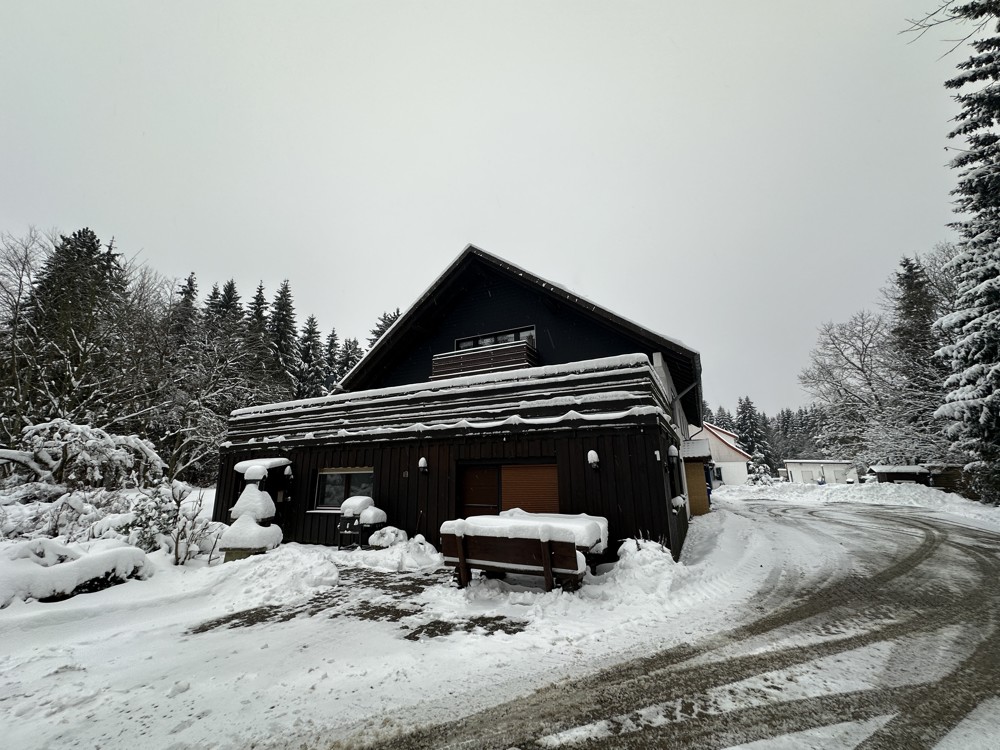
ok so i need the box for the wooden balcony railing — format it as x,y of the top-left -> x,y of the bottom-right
431,340 -> 539,380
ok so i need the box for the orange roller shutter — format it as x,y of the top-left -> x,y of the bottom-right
501,464 -> 559,514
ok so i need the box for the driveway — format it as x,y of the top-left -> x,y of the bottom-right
353,503 -> 1000,749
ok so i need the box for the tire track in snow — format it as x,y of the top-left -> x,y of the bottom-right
347,504 -> 1000,750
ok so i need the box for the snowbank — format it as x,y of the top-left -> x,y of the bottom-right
715,482 -> 1000,532
0,538 -> 150,607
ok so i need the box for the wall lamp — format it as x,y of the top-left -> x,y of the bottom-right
418,456 -> 429,474
587,450 -> 600,470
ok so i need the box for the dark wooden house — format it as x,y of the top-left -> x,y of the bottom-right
214,246 -> 703,558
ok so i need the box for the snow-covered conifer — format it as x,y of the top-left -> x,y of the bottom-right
296,315 -> 328,399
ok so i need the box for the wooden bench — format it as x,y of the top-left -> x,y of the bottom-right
440,532 -> 586,592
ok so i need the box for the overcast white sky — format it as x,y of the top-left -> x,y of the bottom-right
0,1 -> 961,415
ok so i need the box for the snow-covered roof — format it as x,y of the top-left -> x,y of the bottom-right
680,439 -> 712,460
869,465 -> 930,474
784,459 -> 853,465
224,355 -> 675,448
234,457 -> 292,473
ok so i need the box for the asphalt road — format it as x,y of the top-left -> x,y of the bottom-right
349,503 -> 1000,750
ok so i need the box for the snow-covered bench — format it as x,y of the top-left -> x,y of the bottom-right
439,510 -> 608,592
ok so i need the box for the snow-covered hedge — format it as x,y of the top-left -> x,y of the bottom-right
0,538 -> 151,608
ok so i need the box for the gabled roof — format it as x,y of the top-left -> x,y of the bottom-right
702,422 -> 752,460
224,355 -> 675,449
341,244 -> 703,425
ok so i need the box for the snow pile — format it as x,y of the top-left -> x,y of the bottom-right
220,516 -> 282,550
368,525 -> 408,547
340,495 -> 375,517
229,481 -> 275,521
328,534 -> 443,571
595,539 -> 682,596
0,538 -> 150,607
715,482 -> 1000,532
359,505 -> 387,525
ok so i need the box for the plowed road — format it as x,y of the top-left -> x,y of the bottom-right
353,503 -> 1000,749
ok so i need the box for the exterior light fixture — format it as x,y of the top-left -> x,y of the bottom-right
667,445 -> 679,458
587,450 -> 599,470
418,456 -> 428,474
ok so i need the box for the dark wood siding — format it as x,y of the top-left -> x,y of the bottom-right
356,265 -> 668,389
215,424 -> 683,556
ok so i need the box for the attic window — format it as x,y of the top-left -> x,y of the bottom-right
456,326 -> 535,351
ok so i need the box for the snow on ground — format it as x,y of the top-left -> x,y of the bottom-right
0,502 -> 778,750
2,482 -> 998,748
714,481 -> 1000,533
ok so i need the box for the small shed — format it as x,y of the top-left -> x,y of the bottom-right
867,465 -> 931,486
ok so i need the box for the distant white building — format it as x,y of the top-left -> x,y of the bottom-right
697,423 -> 751,487
784,459 -> 858,484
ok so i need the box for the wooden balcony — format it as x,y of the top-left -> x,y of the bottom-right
431,340 -> 539,380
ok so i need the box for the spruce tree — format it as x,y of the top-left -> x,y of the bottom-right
218,279 -> 243,320
936,2 -> 1000,501
203,283 -> 222,319
367,308 -> 401,348
268,280 -> 301,386
701,400 -> 715,425
713,406 -> 737,432
324,328 -> 340,390
735,396 -> 770,460
296,315 -> 328,399
335,337 -> 364,382
248,282 -> 268,333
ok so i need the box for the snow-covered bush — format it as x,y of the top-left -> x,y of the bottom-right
0,420 -> 164,489
46,489 -> 130,540
126,480 -> 225,565
0,538 -> 151,608
746,451 -> 775,486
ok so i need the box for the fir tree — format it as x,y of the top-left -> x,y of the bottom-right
203,283 -> 222,319
268,279 -> 301,386
218,279 -> 243,320
713,405 -> 737,433
248,282 -> 268,333
735,396 -> 768,457
324,328 -> 340,390
701,400 -> 715,425
935,3 -> 1000,501
295,315 -> 328,399
367,308 -> 401,348
335,337 -> 364,382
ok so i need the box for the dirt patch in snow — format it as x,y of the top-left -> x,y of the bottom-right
186,566 -> 527,640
